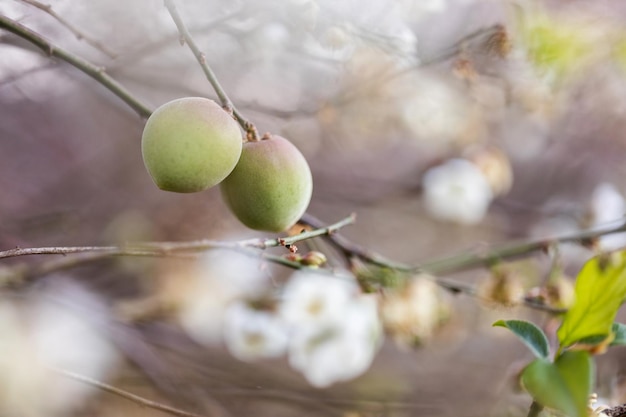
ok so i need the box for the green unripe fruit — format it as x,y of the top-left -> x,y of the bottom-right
220,135 -> 313,232
141,97 -> 242,193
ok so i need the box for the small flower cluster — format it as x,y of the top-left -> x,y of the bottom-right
421,146 -> 514,225
422,158 -> 494,225
280,272 -> 382,387
179,252 -> 385,387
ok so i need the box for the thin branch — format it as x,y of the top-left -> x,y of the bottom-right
1,248 -> 305,287
52,367 -> 210,417
111,7 -> 249,68
163,0 -> 260,141
0,214 -> 356,260
0,245 -> 133,259
299,213 -> 416,271
18,0 -> 118,58
331,24 -> 506,108
302,214 -> 626,276
0,216 -> 356,286
420,219 -> 626,275
302,214 -> 626,313
0,15 -> 152,118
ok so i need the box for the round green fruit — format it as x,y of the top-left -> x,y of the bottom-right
220,135 -> 313,232
141,97 -> 242,193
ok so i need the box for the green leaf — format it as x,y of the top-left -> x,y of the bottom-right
521,351 -> 593,417
575,334 -> 611,346
493,319 -> 550,358
610,322 -> 626,346
557,251 -> 626,348
555,350 -> 594,416
522,359 -> 576,417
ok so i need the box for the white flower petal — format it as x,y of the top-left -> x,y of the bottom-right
280,272 -> 358,326
179,249 -> 268,345
223,303 -> 289,361
422,159 -> 493,225
590,183 -> 626,250
288,294 -> 381,388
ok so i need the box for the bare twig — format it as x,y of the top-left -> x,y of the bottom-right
331,24 -> 507,108
302,213 -> 626,276
1,247 -> 311,287
52,367 -> 210,417
163,0 -> 260,141
0,245 -> 138,259
302,213 -> 626,313
301,213 -> 415,271
112,7 -> 248,67
0,215 -> 355,285
420,219 -> 626,275
0,15 -> 152,118
0,214 -> 356,261
18,0 -> 118,58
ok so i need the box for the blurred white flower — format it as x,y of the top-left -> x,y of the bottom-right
244,22 -> 291,61
0,292 -> 118,417
422,158 -> 494,224
381,276 -> 447,345
589,182 -> 626,250
223,302 -> 289,361
386,25 -> 418,58
323,25 -> 351,50
395,0 -> 448,19
279,271 -> 358,326
402,76 -> 472,148
283,0 -> 320,32
288,294 -> 382,388
178,250 -> 268,346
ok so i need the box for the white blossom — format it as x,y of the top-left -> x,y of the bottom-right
402,76 -> 472,148
395,0 -> 448,18
589,182 -> 626,250
288,294 -> 382,388
178,249 -> 268,346
386,25 -> 419,58
0,291 -> 118,417
223,302 -> 289,361
279,271 -> 382,387
323,26 -> 351,50
279,271 -> 358,326
422,158 -> 494,225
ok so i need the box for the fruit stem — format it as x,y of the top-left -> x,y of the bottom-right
164,0 -> 260,141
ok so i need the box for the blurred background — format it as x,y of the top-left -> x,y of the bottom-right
3,0 -> 626,416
